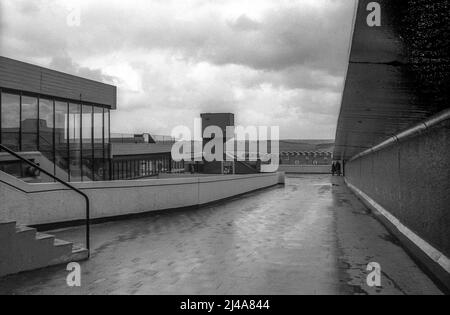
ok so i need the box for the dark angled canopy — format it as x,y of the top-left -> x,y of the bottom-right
334,0 -> 449,161
0,56 -> 117,109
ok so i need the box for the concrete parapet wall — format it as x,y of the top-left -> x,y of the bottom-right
0,172 -> 284,226
345,119 -> 450,288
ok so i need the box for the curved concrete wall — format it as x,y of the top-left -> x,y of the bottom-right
0,172 -> 285,226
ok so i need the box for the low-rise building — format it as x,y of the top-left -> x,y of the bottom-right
110,140 -> 185,180
279,140 -> 334,166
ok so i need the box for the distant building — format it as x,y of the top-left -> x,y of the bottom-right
110,133 -> 175,144
278,140 -> 334,166
110,140 -> 184,180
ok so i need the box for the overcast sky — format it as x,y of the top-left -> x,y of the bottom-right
0,0 -> 356,139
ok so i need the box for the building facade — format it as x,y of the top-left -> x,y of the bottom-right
280,152 -> 333,166
0,56 -> 116,182
110,141 -> 185,180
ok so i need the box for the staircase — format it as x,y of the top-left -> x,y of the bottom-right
0,222 -> 89,277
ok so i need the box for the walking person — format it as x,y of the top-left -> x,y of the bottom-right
335,161 -> 342,176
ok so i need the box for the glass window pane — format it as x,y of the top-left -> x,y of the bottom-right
39,98 -> 54,162
93,150 -> 105,181
127,161 -> 132,179
92,106 -> 103,181
0,161 -> 23,178
93,107 -> 103,144
93,106 -> 103,181
82,105 -> 93,181
103,154 -> 110,181
104,109 -> 110,144
1,92 -> 20,151
103,108 -> 110,180
118,161 -> 122,180
82,105 -> 92,143
0,93 -> 27,178
69,103 -> 82,181
21,96 -> 38,151
55,101 -> 69,181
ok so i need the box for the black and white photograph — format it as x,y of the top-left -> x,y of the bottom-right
0,0 -> 448,300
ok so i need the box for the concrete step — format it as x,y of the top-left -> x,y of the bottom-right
16,225 -> 36,233
0,222 -> 17,238
35,232 -> 56,247
70,246 -> 90,262
52,239 -> 74,257
0,222 -> 89,278
15,225 -> 37,242
54,238 -> 73,247
0,221 -> 16,230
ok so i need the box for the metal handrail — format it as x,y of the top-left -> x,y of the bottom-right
349,108 -> 450,162
0,144 -> 90,256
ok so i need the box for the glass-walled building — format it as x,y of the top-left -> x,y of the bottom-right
0,89 -> 110,181
111,154 -> 173,180
0,56 -> 116,182
110,140 -> 186,180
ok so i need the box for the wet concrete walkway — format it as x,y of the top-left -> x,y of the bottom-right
0,175 -> 442,295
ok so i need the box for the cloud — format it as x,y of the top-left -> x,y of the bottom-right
15,0 -> 41,15
228,15 -> 261,32
195,4 -> 354,75
48,54 -> 117,84
85,0 -> 355,75
0,0 -> 356,139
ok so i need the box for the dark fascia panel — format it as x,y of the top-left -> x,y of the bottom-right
0,56 -> 117,109
334,0 -> 449,161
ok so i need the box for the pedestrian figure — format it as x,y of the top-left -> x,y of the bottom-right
331,162 -> 336,176
336,161 -> 342,176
